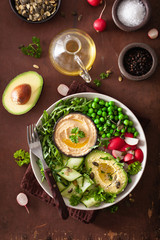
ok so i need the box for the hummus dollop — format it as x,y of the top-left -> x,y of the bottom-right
54,113 -> 97,157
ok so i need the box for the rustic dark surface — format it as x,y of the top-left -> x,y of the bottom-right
0,0 -> 160,239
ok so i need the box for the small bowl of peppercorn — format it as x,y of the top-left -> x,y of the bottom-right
118,43 -> 158,81
9,0 -> 61,23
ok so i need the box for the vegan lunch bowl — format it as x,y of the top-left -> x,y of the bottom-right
30,92 -> 147,210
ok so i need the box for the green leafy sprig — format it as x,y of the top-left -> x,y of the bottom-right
19,36 -> 42,58
69,127 -> 85,143
13,149 -> 30,167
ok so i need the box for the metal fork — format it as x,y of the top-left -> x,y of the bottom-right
27,124 -> 69,220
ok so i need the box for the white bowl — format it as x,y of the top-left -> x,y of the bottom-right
30,92 -> 147,210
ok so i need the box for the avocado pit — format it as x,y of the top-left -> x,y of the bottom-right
11,83 -> 31,105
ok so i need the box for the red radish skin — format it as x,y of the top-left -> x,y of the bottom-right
107,137 -> 125,150
93,1 -> 107,32
134,148 -> 144,163
120,143 -> 137,151
124,153 -> 134,162
87,0 -> 102,6
124,132 -> 134,138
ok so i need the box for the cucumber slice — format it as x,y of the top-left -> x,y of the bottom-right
66,157 -> 84,170
77,176 -> 93,193
62,154 -> 69,166
81,196 -> 100,208
61,183 -> 81,198
58,167 -> 81,181
56,182 -> 66,192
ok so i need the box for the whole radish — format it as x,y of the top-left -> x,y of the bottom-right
107,137 -> 125,150
87,0 -> 102,6
134,148 -> 143,163
93,1 -> 107,32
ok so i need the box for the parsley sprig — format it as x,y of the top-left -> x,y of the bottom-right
19,36 -> 42,58
13,149 -> 30,167
69,127 -> 85,143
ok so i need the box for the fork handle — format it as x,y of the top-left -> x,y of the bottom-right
44,168 -> 69,220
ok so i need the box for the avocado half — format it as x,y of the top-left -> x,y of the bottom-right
85,150 -> 128,194
2,71 -> 43,115
53,113 -> 98,157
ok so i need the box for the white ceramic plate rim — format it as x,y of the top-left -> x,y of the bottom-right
30,92 -> 147,210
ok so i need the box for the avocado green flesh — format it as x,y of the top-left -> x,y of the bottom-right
2,71 -> 43,115
85,150 -> 128,194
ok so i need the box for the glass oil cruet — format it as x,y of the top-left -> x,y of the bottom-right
49,28 -> 96,83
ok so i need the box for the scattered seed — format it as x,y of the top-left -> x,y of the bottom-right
90,172 -> 95,179
78,14 -> 83,21
33,64 -> 39,69
92,161 -> 99,167
68,188 -> 73,193
116,181 -> 121,188
118,76 -> 123,82
106,69 -> 112,75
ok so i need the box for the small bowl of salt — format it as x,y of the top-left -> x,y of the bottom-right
112,0 -> 151,31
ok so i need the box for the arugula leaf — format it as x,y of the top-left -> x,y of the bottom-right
19,36 -> 42,58
13,149 -> 30,167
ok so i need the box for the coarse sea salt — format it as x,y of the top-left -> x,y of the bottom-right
117,0 -> 146,27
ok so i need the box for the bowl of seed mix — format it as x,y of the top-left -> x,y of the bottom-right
9,0 -> 61,23
112,0 -> 151,32
118,43 -> 158,81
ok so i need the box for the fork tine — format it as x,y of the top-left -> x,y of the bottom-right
34,124 -> 39,140
27,125 -> 31,144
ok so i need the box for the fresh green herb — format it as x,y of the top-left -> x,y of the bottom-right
107,173 -> 113,181
69,195 -> 81,206
19,36 -> 42,58
94,79 -> 101,87
36,159 -> 45,182
100,72 -> 107,79
75,185 -> 82,194
115,157 -> 124,168
100,156 -> 110,160
110,205 -> 118,213
69,127 -> 85,143
127,161 -> 142,175
13,149 -> 30,167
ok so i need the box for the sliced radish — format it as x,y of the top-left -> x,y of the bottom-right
107,137 -> 125,150
125,137 -> 139,146
148,28 -> 159,39
57,84 -> 69,96
112,150 -> 124,160
134,148 -> 143,163
124,153 -> 134,162
127,150 -> 135,155
16,193 -> 29,214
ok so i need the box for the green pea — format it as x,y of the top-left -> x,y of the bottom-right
88,103 -> 92,108
118,114 -> 124,120
118,107 -> 122,112
91,113 -> 96,118
102,107 -> 107,111
124,119 -> 129,125
94,119 -> 100,124
129,121 -> 133,126
96,124 -> 100,128
108,106 -> 114,112
110,115 -> 114,120
112,124 -> 116,129
105,102 -> 109,107
121,128 -> 125,133
83,106 -> 88,112
97,110 -> 102,115
88,108 -> 94,114
99,100 -> 105,105
114,116 -> 118,121
96,115 -> 100,119
106,133 -> 111,138
110,129 -> 114,134
134,131 -> 139,137
102,112 -> 107,117
131,127 -> 136,133
124,115 -> 129,120
99,126 -> 103,131
100,117 -> 105,122
92,102 -> 98,109
127,127 -> 132,133
114,132 -> 120,136
109,101 -> 114,106
102,133 -> 106,138
94,97 -> 99,103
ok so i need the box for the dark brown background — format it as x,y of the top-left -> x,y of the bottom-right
0,0 -> 160,239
